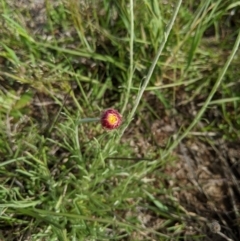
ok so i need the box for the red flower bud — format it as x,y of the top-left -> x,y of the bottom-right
100,109 -> 122,130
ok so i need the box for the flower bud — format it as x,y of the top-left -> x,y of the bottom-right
100,109 -> 122,130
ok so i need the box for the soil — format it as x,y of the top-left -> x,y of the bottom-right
122,92 -> 240,240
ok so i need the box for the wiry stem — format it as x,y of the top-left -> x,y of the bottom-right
119,0 -> 183,138
77,118 -> 100,124
121,0 -> 134,114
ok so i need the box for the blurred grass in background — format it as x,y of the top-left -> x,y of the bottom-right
0,0 -> 240,240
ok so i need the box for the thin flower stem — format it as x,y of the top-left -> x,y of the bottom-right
119,0 -> 182,138
77,118 -> 100,124
121,0 -> 134,114
217,231 -> 234,241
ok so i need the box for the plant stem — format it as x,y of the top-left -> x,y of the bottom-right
119,0 -> 183,138
121,0 -> 134,115
77,118 -> 100,124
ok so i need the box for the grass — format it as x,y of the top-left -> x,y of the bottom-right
0,0 -> 240,240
